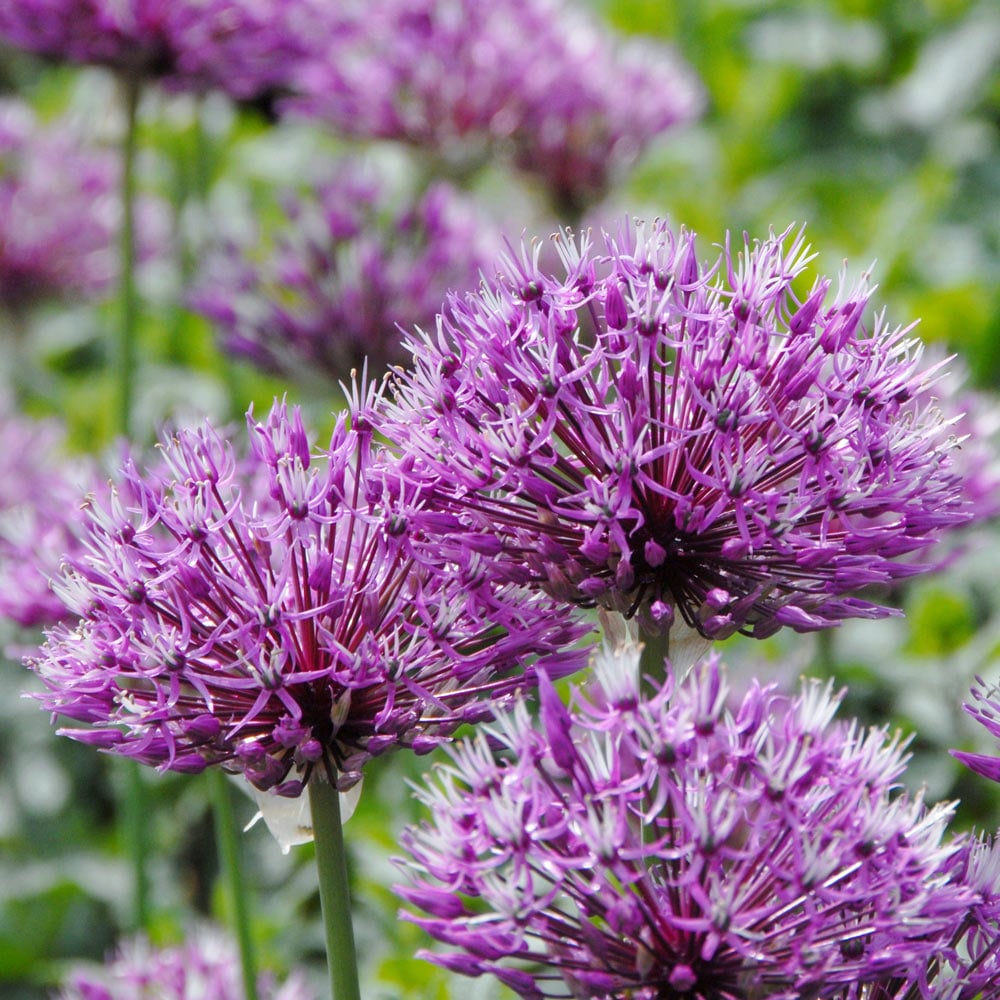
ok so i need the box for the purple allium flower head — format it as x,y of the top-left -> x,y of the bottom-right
397,640 -> 974,998
192,160 -> 500,381
57,925 -> 315,1000
29,394 -> 586,797
382,219 -> 970,641
0,408 -> 98,629
292,0 -> 702,212
0,101 -> 120,313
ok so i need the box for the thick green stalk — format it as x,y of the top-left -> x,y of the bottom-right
116,73 -> 149,932
210,769 -> 258,1000
117,73 -> 141,438
122,760 -> 150,929
640,628 -> 671,690
309,775 -> 361,1000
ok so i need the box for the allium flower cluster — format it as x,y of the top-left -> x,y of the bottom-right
30,396 -> 586,797
0,0 -> 323,106
58,926 -> 314,1000
0,101 -> 121,313
292,0 -> 702,211
192,162 -> 499,381
399,641 -> 976,999
0,408 -> 97,628
383,219 -> 969,641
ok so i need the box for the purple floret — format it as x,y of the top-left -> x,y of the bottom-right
0,100 -> 127,313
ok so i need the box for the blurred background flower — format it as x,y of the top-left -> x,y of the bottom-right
192,157 -> 502,383
57,925 -> 315,1000
0,405 -> 99,629
289,0 -> 703,216
0,99 -> 142,318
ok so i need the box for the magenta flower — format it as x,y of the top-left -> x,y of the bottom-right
383,219 -> 969,641
29,396 -> 586,798
292,0 -> 702,212
0,408 -> 98,628
58,925 -> 314,1000
398,640 -> 973,998
191,162 -> 500,381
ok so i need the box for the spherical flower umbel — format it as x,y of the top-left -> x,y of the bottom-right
192,161 -> 500,382
29,394 -> 586,798
397,641 -> 975,999
383,219 -> 969,641
58,925 -> 315,1000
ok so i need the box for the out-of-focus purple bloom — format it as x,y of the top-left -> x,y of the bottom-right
57,925 -> 315,1000
29,394 -> 586,799
398,640 -> 974,998
0,101 -> 119,313
292,0 -> 703,213
162,0 -> 327,110
0,0 -> 175,79
0,408 -> 97,629
382,219 -> 969,641
191,161 -> 500,381
0,0 -> 322,106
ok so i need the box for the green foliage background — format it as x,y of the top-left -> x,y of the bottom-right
0,1 -> 998,997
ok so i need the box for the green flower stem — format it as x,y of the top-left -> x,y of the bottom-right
122,759 -> 150,930
816,628 -> 836,676
309,775 -> 361,1000
116,73 -> 149,934
210,769 -> 258,1000
117,72 -> 141,438
640,627 -> 670,689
